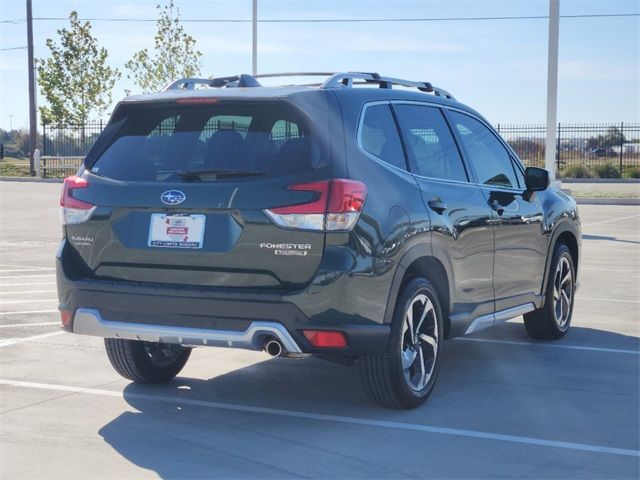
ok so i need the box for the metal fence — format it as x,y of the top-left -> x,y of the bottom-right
42,121 -> 105,157
42,121 -> 640,178
496,123 -> 640,175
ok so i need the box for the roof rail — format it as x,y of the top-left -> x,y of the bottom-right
163,71 -> 455,100
320,72 -> 455,100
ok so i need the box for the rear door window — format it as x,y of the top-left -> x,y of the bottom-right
358,104 -> 406,170
89,102 -> 316,182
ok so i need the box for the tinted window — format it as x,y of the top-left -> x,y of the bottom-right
90,102 -> 314,182
393,105 -> 467,182
359,104 -> 406,170
449,111 -> 518,188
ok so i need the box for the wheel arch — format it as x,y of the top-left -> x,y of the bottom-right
541,221 -> 580,294
385,246 -> 452,338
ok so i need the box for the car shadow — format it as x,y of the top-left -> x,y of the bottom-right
97,323 -> 639,479
582,233 -> 640,245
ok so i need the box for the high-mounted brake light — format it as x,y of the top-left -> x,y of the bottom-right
264,179 -> 367,231
175,98 -> 219,104
60,175 -> 96,225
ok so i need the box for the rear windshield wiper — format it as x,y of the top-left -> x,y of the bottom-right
177,169 -> 266,180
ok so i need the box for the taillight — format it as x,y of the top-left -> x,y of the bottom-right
60,175 -> 96,225
264,179 -> 367,231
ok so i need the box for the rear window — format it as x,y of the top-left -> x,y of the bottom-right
90,102 -> 317,181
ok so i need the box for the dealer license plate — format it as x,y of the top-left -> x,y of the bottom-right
148,214 -> 206,249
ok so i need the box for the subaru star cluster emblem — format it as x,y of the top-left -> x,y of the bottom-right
160,190 -> 186,205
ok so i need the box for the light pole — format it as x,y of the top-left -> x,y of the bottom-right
26,0 -> 37,176
545,0 -> 560,181
9,115 -> 13,131
252,0 -> 257,75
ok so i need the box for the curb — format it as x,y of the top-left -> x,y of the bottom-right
561,178 -> 640,184
575,198 -> 640,206
0,176 -> 63,183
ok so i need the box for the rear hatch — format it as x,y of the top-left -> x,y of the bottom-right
63,97 -> 335,289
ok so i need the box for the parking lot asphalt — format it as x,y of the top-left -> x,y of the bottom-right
0,181 -> 638,479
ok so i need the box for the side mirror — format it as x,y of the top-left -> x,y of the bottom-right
524,167 -> 549,192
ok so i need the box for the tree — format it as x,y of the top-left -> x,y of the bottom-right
125,0 -> 202,93
586,127 -> 626,150
37,11 -> 121,126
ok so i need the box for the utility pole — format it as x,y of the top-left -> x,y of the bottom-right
545,0 -> 560,181
26,0 -> 37,176
9,115 -> 13,131
252,0 -> 257,75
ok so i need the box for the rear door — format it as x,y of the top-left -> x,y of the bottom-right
446,110 -> 546,309
392,103 -> 496,324
67,99 -> 331,289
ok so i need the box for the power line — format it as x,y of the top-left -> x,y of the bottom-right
0,46 -> 27,51
0,12 -> 638,24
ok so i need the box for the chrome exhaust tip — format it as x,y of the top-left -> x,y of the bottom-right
264,338 -> 283,357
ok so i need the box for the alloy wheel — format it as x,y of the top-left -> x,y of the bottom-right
401,294 -> 439,392
143,342 -> 184,367
552,256 -> 573,329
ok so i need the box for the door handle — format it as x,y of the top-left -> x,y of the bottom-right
428,199 -> 448,214
490,199 -> 505,216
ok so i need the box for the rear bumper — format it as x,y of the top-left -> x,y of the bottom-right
73,308 -> 305,353
57,241 -> 390,356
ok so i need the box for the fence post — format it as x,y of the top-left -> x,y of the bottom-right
620,122 -> 624,174
34,148 -> 41,177
556,122 -> 561,174
496,123 -> 500,133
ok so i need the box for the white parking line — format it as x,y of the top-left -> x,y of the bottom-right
0,290 -> 56,295
0,322 -> 59,328
0,268 -> 55,273
0,309 -> 58,316
0,274 -> 55,279
456,337 -> 639,355
0,331 -> 64,347
0,265 -> 51,268
0,378 -> 637,458
582,213 -> 640,227
0,298 -> 58,305
0,282 -> 57,287
577,297 -> 640,304
580,267 -> 637,273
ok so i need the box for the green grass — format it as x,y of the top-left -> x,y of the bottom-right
0,162 -> 30,177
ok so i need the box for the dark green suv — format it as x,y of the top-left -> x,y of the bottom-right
56,72 -> 581,408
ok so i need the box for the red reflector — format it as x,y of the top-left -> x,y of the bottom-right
60,310 -> 72,327
60,175 -> 93,209
303,330 -> 347,348
176,98 -> 219,104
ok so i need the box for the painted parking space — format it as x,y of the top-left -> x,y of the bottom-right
0,181 -> 638,478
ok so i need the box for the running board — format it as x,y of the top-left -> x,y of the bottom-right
464,303 -> 536,335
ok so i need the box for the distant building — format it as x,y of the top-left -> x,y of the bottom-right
612,143 -> 640,154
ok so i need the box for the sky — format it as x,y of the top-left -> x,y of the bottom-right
0,0 -> 638,131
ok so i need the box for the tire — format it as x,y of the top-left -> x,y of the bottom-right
104,338 -> 191,383
524,243 -> 576,340
358,277 -> 444,409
